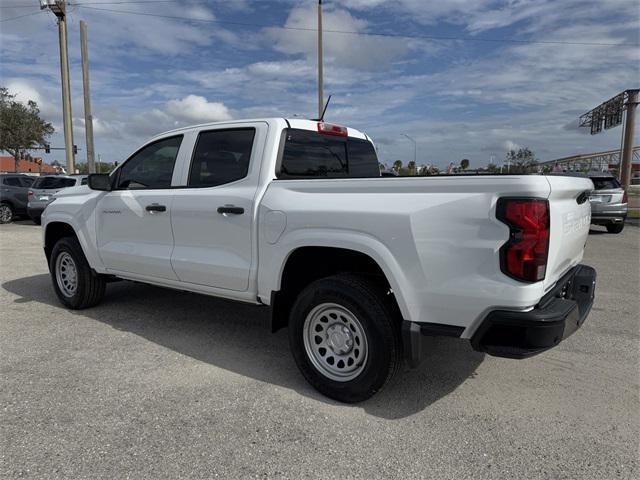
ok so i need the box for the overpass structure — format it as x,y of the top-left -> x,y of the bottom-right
540,146 -> 640,173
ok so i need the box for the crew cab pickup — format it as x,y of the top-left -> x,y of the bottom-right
42,118 -> 596,402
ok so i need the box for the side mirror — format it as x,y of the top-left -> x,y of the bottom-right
88,173 -> 112,191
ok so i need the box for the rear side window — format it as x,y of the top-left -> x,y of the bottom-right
80,177 -> 88,185
32,177 -> 76,189
279,129 -> 379,179
591,177 -> 621,190
188,128 -> 255,188
21,177 -> 35,187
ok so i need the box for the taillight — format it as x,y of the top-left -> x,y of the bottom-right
317,122 -> 348,136
622,190 -> 628,203
28,190 -> 33,200
497,198 -> 550,282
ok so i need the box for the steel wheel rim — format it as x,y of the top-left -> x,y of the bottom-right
303,303 -> 369,382
55,252 -> 78,297
0,205 -> 11,222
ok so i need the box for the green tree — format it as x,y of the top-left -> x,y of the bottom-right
407,160 -> 417,175
460,158 -> 470,170
505,147 -> 538,174
76,161 -> 116,174
486,163 -> 499,173
392,159 -> 403,172
0,87 -> 54,172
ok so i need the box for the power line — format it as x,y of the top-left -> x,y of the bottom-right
74,4 -> 639,47
0,10 -> 44,22
2,3 -> 639,48
0,1 -> 182,8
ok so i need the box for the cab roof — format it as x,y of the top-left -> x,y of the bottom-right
150,118 -> 369,141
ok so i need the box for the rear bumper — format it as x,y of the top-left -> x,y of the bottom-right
590,203 -> 627,224
470,264 -> 596,359
27,205 -> 45,219
401,264 -> 596,366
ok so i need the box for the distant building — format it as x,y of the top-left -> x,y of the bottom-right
0,155 -> 58,174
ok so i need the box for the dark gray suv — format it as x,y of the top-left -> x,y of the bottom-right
0,174 -> 35,224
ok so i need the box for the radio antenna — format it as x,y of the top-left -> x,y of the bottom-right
318,94 -> 332,122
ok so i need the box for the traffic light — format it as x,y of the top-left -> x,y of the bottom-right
73,145 -> 78,155
44,144 -> 50,154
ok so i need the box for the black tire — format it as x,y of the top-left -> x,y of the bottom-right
0,202 -> 14,224
606,222 -> 624,234
288,274 -> 402,403
49,236 -> 106,309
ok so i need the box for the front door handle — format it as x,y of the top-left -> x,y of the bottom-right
145,204 -> 166,212
217,205 -> 244,215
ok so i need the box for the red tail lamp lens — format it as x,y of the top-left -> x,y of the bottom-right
497,198 -> 550,282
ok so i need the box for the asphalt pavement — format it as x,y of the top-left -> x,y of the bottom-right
1,220 -> 638,479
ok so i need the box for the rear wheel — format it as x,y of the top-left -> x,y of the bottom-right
0,203 -> 13,224
288,274 -> 402,403
606,222 -> 624,234
50,236 -> 106,309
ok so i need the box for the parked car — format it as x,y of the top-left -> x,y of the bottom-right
587,172 -> 627,233
28,175 -> 88,224
0,173 -> 35,224
42,118 -> 596,402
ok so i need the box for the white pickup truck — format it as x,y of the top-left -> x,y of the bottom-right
42,118 -> 596,402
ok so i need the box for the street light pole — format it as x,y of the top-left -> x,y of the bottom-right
620,89 -> 638,193
317,0 -> 324,119
402,134 -> 417,164
40,0 -> 75,174
80,20 -> 96,174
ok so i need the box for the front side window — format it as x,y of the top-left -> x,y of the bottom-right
3,177 -> 22,187
117,136 -> 182,189
188,128 -> 255,188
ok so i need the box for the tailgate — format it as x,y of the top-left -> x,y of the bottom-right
544,175 -> 593,291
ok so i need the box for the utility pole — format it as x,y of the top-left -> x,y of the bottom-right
40,1 -> 75,174
402,134 -> 417,164
317,0 -> 324,119
620,89 -> 638,193
80,20 -> 96,174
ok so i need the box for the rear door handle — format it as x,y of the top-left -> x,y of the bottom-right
217,205 -> 244,215
145,204 -> 166,212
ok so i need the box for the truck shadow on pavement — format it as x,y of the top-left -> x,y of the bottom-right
2,274 -> 484,420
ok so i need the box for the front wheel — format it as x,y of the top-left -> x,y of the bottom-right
288,274 -> 402,403
606,222 -> 624,234
0,203 -> 14,224
50,236 -> 106,309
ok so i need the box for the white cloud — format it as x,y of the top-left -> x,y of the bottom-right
266,5 -> 409,70
166,95 -> 232,123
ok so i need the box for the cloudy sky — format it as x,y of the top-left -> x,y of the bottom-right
1,0 -> 638,168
